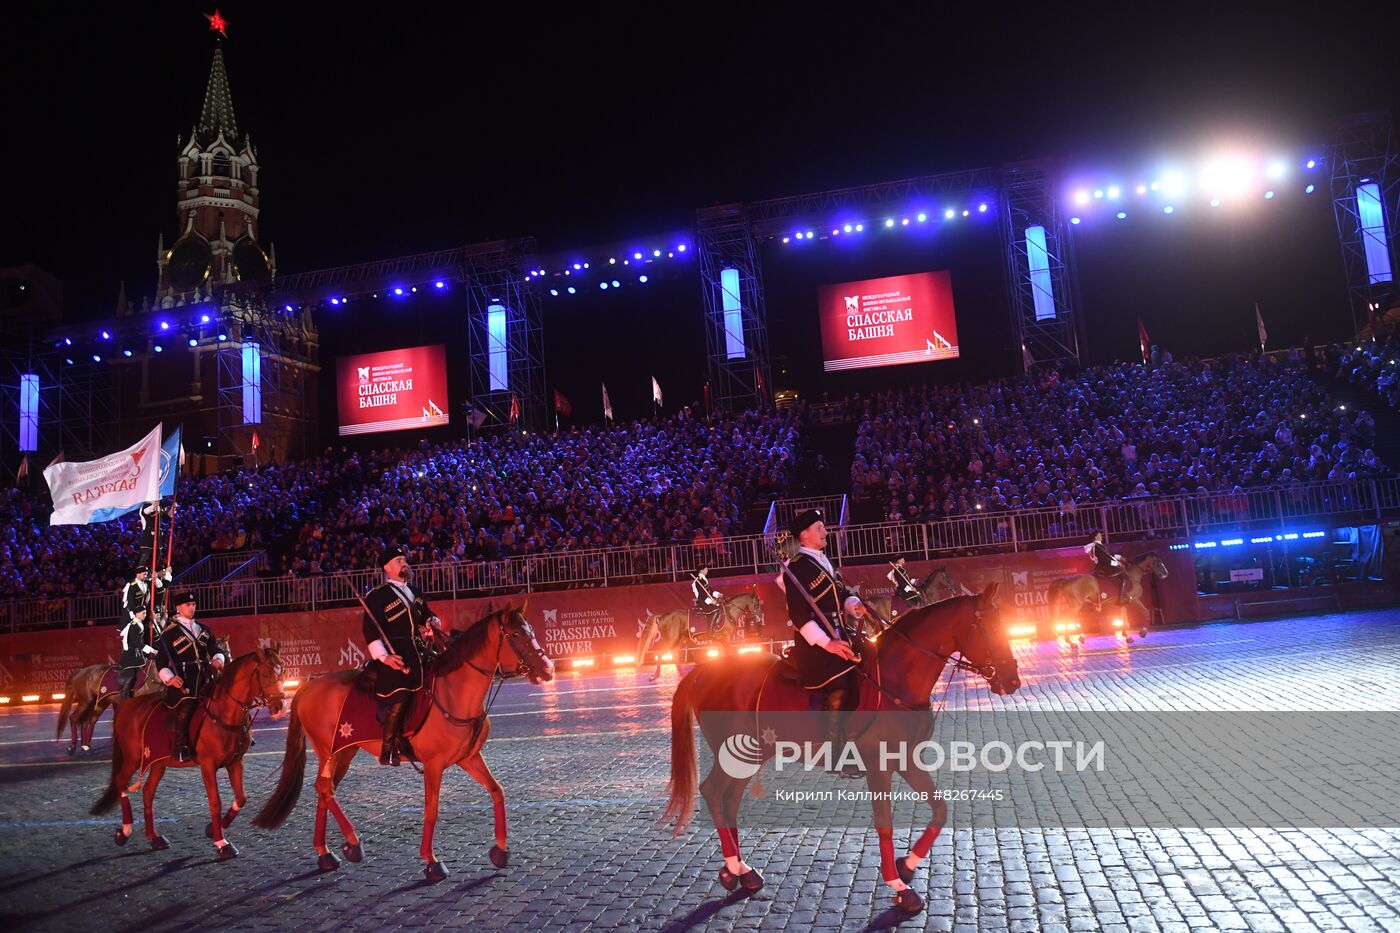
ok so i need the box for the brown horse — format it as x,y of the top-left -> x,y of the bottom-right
55,662 -> 160,755
252,606 -> 554,882
56,636 -> 231,755
663,585 -> 1022,915
638,591 -> 765,682
1046,552 -> 1170,639
90,645 -> 286,859
861,566 -> 959,634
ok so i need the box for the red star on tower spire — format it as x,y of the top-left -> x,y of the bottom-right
205,9 -> 229,38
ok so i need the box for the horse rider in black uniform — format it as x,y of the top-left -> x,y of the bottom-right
1086,531 -> 1129,605
118,565 -> 162,697
691,567 -> 725,634
362,546 -> 444,766
782,509 -> 864,774
157,591 -> 225,761
886,557 -> 924,610
139,500 -> 175,569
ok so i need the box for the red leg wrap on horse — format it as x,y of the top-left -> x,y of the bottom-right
877,827 -> 897,880
314,804 -> 329,850
120,795 -> 133,824
913,825 -> 943,859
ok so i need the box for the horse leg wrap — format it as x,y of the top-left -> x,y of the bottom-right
328,798 -> 356,841
717,826 -> 739,859
314,803 -> 329,854
878,828 -> 908,890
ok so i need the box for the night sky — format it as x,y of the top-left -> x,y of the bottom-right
7,4 -> 1400,410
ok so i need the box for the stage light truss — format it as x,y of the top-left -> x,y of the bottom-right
697,204 -> 772,414
464,240 -> 548,434
215,290 -> 318,459
1005,159 -> 1083,371
1327,111 -> 1400,333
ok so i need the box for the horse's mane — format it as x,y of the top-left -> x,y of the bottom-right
434,609 -> 503,676
887,593 -> 972,638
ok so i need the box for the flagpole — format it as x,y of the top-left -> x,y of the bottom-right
147,503 -> 161,640
162,492 -> 178,620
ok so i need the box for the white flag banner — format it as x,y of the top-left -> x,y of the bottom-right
652,375 -> 663,407
43,424 -> 163,526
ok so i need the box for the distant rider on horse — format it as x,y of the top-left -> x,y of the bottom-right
1085,531 -> 1129,605
691,567 -> 724,635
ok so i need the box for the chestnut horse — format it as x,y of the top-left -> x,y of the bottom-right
90,645 -> 286,859
252,606 -> 554,882
638,591 -> 765,682
54,636 -> 231,755
1046,552 -> 1169,637
663,585 -> 1022,916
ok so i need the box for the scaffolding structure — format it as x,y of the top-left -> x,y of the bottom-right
1002,159 -> 1083,370
697,204 -> 771,414
464,240 -> 547,434
214,289 -> 319,461
1327,111 -> 1400,333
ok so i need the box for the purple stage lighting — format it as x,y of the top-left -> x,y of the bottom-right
639,275 -> 649,283
916,212 -> 927,222
101,330 -> 110,339
1306,159 -> 1316,169
843,224 -> 853,233
1116,211 -> 1127,219
1163,205 -> 1174,214
978,204 -> 988,213
1264,190 -> 1274,199
600,282 -> 609,290
1070,217 -> 1081,224
1305,184 -> 1315,194
92,354 -> 101,362
567,286 -> 576,294
393,288 -> 404,296
154,345 -> 163,353
653,249 -> 661,257
159,321 -> 170,330
123,349 -> 133,357
944,209 -> 955,219
435,281 -> 445,288
611,280 -> 620,287
677,244 -> 687,252
200,314 -> 210,323
188,338 -> 198,347
885,218 -> 895,227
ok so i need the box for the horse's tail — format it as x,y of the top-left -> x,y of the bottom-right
251,691 -> 307,830
55,670 -> 79,739
89,711 -> 126,815
1046,579 -> 1066,614
662,668 -> 700,835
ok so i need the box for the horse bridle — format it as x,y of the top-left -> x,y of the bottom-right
205,653 -> 284,730
855,601 -> 1007,711
433,613 -> 545,728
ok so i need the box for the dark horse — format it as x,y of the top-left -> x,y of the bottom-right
55,661 -> 160,755
663,585 -> 1022,915
252,606 -> 555,882
861,566 -> 960,634
1046,552 -> 1169,641
90,646 -> 286,859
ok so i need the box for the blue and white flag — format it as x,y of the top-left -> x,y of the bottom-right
87,425 -> 182,524
44,424 -> 166,526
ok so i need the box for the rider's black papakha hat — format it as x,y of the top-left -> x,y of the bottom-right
789,508 -> 823,537
171,590 -> 196,606
379,545 -> 408,568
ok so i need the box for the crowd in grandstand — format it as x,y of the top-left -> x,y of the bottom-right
850,352 -> 1388,522
1336,318 -> 1400,411
0,409 -> 800,598
4,347 -> 1395,603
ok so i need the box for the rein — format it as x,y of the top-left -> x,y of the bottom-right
427,614 -> 521,729
854,602 -> 995,711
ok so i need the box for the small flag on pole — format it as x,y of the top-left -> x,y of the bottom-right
251,430 -> 260,452
1255,303 -> 1268,350
1137,318 -> 1151,364
553,388 -> 572,418
651,376 -> 663,408
508,394 -> 520,425
602,383 -> 613,422
1022,343 -> 1035,371
465,404 -> 488,429
15,454 -> 29,485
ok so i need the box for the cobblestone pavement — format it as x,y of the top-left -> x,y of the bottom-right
3,609 -> 1400,932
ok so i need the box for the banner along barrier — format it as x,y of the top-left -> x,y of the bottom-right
0,542 -> 1196,698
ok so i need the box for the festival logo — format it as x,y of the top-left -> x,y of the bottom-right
718,732 -> 765,779
338,639 -> 366,669
1012,571 -> 1029,588
358,366 -> 370,383
844,295 -> 859,311
0,660 -> 13,690
542,609 -> 558,624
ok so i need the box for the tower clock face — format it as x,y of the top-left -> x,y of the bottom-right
167,235 -> 213,291
232,237 -> 272,286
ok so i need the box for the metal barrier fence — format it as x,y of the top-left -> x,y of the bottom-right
5,476 -> 1395,632
176,550 -> 266,585
764,495 -> 849,537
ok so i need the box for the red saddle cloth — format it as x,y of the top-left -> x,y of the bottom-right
96,666 -> 121,704
137,700 -> 209,775
330,669 -> 436,757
